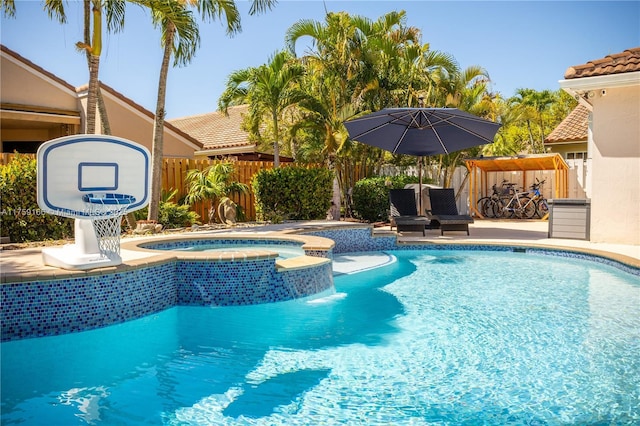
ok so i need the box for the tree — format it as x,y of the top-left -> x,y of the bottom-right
145,0 -> 276,223
510,88 -> 555,153
425,65 -> 497,188
218,50 -> 305,168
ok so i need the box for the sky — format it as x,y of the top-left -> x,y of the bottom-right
1,1 -> 639,119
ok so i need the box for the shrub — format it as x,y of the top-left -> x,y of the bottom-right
0,154 -> 74,242
183,162 -> 249,224
252,167 -> 333,223
351,175 -> 423,222
134,189 -> 199,229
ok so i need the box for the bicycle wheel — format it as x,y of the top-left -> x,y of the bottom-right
536,198 -> 549,218
499,196 -> 514,218
477,197 -> 491,217
511,196 -> 534,218
522,197 -> 537,219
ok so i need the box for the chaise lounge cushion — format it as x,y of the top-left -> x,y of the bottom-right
428,188 -> 474,235
389,189 -> 435,235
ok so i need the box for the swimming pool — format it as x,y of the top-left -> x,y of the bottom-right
2,249 -> 638,424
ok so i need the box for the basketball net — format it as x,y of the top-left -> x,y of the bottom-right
84,199 -> 130,260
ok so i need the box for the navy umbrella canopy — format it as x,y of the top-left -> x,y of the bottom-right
343,108 -> 501,156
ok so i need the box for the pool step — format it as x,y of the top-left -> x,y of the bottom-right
275,255 -> 331,272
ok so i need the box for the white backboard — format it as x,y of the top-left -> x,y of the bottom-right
37,135 -> 151,219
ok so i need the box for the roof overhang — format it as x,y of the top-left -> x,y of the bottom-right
195,145 -> 257,157
465,154 -> 569,172
558,71 -> 640,110
0,109 -> 80,125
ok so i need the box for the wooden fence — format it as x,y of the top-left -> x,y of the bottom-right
1,153 -> 330,223
162,158 -> 286,222
1,153 -> 589,222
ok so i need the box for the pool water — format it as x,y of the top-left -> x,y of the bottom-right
175,243 -> 305,259
2,250 -> 639,425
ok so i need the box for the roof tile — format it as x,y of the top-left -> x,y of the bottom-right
564,47 -> 640,79
545,104 -> 589,144
169,105 -> 252,150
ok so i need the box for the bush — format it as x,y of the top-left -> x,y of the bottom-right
134,189 -> 200,229
0,154 -> 74,242
252,167 -> 333,223
351,175 -> 423,222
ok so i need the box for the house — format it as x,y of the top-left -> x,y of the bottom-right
544,104 -> 589,198
1,44 -> 201,157
545,104 -> 589,161
170,104 -> 294,162
558,47 -> 640,245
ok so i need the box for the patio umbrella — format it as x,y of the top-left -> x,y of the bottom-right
343,107 -> 500,156
343,107 -> 501,212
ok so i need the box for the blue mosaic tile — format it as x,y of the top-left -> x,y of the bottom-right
3,227 -> 637,342
525,248 -> 640,276
176,259 -> 333,306
307,229 -> 396,253
1,262 -> 176,342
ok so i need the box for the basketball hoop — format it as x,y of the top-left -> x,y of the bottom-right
82,193 -> 136,259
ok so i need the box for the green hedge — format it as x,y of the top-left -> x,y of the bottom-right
252,167 -> 333,223
0,154 -> 74,242
351,175 -> 423,222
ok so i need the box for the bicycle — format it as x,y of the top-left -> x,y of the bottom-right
528,178 -> 548,218
488,183 -> 537,219
477,180 -> 511,218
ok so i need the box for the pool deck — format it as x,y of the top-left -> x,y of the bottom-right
1,219 -> 639,282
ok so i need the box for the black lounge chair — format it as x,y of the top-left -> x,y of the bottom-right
389,189 -> 433,236
428,188 -> 474,236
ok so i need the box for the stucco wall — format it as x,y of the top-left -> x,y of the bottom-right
1,55 -> 78,110
589,86 -> 640,244
547,142 -> 588,158
97,93 -> 197,158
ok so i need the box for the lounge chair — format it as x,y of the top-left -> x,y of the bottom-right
428,188 -> 474,235
389,189 -> 432,236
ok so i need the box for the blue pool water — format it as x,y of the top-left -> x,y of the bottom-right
175,243 -> 305,259
2,250 -> 639,425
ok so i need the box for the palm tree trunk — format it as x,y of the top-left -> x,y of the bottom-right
97,88 -> 111,134
85,59 -> 100,134
85,2 -> 101,134
148,22 -> 175,222
272,110 -> 280,168
538,116 -> 546,153
526,119 -> 535,152
326,152 -> 341,220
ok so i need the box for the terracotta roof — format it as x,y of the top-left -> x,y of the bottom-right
545,104 -> 589,144
564,47 -> 640,79
169,105 -> 253,151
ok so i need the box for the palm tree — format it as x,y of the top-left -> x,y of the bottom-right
285,11 -> 460,216
183,162 -> 249,223
424,65 -> 496,188
79,0 -> 126,135
145,0 -> 276,223
510,88 -> 555,153
2,0 -> 127,134
218,50 -> 305,167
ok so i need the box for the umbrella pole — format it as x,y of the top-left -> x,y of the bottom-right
418,156 -> 423,214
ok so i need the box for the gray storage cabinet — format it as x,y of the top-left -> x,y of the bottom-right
548,199 -> 591,240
